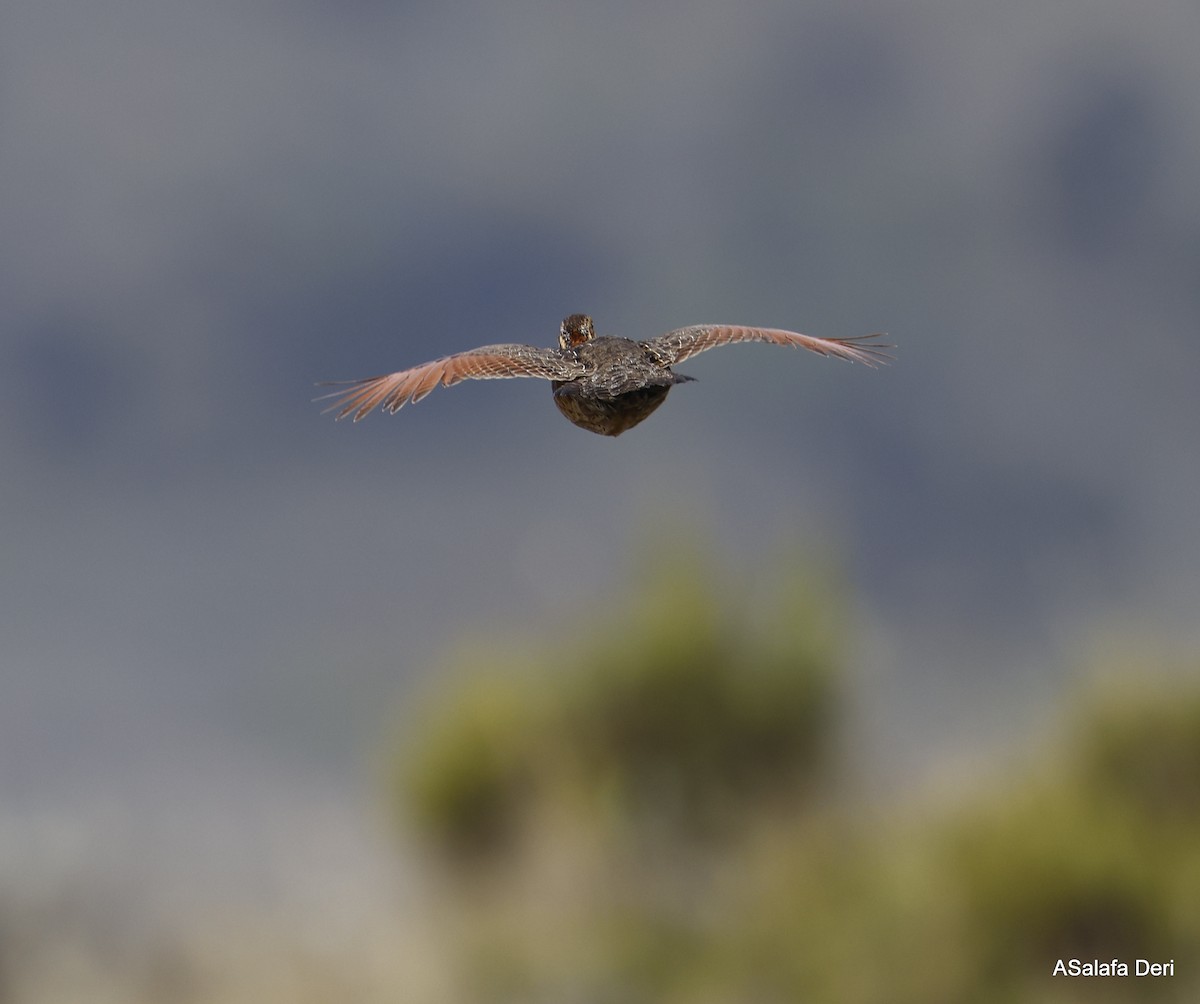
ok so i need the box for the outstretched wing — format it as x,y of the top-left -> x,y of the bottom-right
643,326 -> 893,368
317,344 -> 582,422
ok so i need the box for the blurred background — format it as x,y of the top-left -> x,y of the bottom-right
2,0 -> 1199,999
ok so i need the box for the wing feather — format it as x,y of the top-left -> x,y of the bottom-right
644,326 -> 893,368
317,344 -> 581,422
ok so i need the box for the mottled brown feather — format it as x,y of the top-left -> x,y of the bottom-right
317,344 -> 581,422
643,326 -> 892,368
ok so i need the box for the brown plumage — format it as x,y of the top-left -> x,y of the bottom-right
318,314 -> 891,436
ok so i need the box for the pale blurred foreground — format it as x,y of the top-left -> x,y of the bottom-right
6,552 -> 1199,1002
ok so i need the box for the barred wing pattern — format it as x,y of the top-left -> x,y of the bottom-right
317,344 -> 581,422
644,326 -> 892,368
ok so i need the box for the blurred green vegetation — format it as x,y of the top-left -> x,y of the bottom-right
8,552 -> 1199,1002
402,549 -> 841,865
397,552 -> 1200,1003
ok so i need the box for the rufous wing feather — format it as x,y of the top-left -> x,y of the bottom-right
317,344 -> 580,422
644,326 -> 893,368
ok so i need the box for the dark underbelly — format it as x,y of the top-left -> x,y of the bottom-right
551,382 -> 672,436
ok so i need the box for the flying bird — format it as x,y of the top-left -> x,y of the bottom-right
318,314 -> 891,437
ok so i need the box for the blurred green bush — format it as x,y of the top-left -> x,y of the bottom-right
394,551 -> 1200,1003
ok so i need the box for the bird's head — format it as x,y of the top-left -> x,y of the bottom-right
559,314 -> 595,350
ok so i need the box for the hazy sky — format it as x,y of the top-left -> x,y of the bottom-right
3,0 -> 1199,918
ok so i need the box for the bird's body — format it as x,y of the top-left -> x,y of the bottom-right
319,314 -> 890,436
549,332 -> 695,435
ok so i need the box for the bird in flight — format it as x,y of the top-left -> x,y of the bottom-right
318,314 -> 891,437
